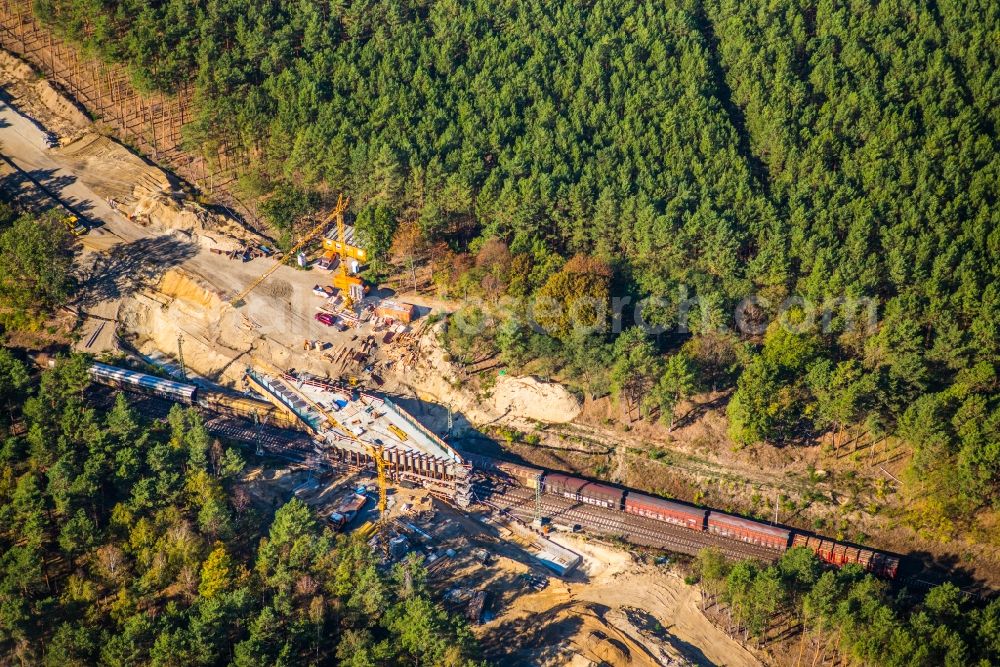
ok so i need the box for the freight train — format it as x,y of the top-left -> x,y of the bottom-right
88,363 -> 302,429
468,453 -> 900,579
89,362 -> 198,404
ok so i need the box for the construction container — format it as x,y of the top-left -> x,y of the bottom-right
542,473 -> 624,509
322,235 -> 367,262
532,539 -> 582,576
706,512 -> 791,550
624,492 -> 707,530
389,536 -> 409,560
316,250 -> 337,270
375,299 -> 417,324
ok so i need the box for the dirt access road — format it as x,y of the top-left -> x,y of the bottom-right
0,94 -> 124,228
0,93 -> 349,360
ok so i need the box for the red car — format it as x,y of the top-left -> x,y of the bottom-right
314,312 -> 337,327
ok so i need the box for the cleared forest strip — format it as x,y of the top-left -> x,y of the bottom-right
0,0 -> 255,224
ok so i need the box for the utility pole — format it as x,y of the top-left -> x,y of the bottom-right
534,480 -> 542,524
773,489 -> 779,525
177,333 -> 187,381
253,410 -> 263,457
447,403 -> 453,435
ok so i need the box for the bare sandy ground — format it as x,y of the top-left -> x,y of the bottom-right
478,533 -> 761,667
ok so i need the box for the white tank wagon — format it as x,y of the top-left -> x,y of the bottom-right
88,362 -> 197,404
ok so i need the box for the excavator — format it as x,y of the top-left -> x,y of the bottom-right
230,194 -> 350,308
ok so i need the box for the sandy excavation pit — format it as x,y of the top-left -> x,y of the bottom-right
119,268 -> 258,383
58,134 -> 256,252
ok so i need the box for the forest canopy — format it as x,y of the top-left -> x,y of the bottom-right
31,0 -> 1000,526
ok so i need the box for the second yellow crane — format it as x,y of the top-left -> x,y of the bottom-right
251,359 -> 387,519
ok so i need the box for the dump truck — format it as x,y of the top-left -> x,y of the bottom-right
327,493 -> 368,532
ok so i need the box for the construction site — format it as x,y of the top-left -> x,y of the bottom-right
0,50 -> 778,658
0,56 -> 762,660
4,10 -> 990,664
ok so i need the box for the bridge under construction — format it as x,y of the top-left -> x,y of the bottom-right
88,362 -> 472,506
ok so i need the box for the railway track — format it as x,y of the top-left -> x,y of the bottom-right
479,483 -> 782,563
88,386 -> 316,460
201,414 -> 315,459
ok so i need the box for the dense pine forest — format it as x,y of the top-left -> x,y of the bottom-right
31,0 -> 998,533
0,352 -> 479,664
692,547 -> 1000,666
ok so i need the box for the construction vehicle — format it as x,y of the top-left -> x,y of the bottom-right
387,424 -> 409,442
229,194 -> 349,308
62,214 -> 87,236
327,493 -> 368,531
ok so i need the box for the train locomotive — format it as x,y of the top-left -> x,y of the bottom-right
472,454 -> 899,579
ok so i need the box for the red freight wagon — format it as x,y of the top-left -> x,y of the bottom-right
872,553 -> 900,579
624,492 -> 707,530
464,453 -> 543,490
791,534 -> 900,579
543,473 -> 623,509
707,512 -> 791,550
495,460 -> 543,490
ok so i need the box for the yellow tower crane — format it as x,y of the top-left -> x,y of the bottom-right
230,194 -> 350,308
311,403 -> 387,520
251,359 -> 387,519
326,196 -> 366,306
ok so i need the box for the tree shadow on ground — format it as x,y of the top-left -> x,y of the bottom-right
0,158 -> 97,220
672,392 -> 729,430
481,600 -> 583,665
74,234 -> 197,307
901,549 -> 993,599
